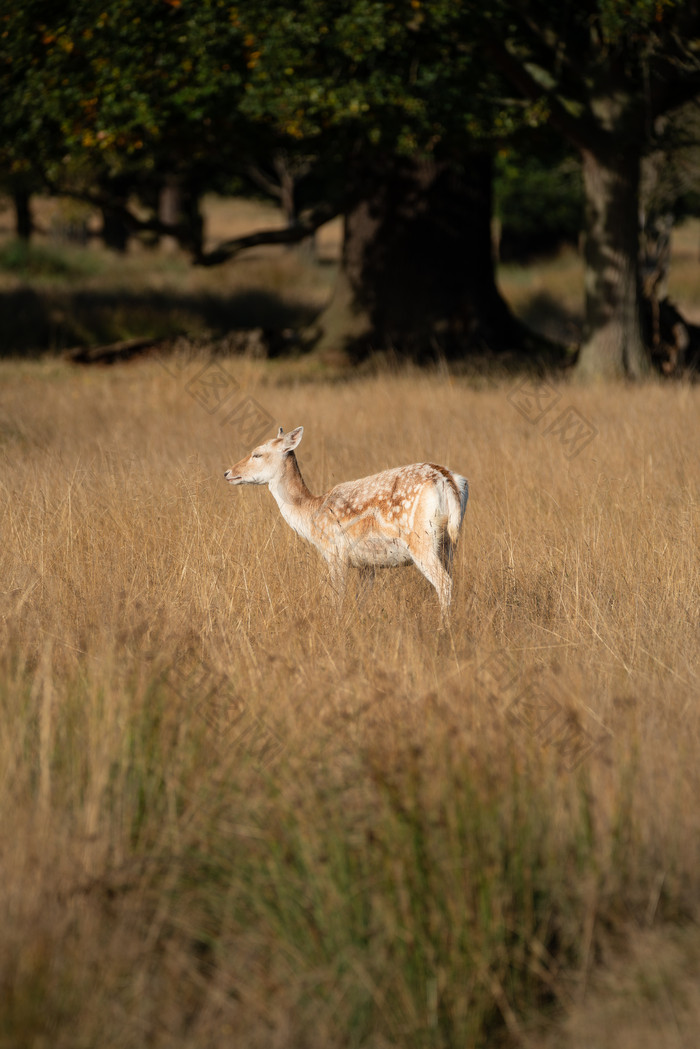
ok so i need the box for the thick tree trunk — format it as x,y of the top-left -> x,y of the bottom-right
575,119 -> 652,378
308,154 -> 523,362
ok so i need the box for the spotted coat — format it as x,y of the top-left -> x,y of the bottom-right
225,427 -> 469,615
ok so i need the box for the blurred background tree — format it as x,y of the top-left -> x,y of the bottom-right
481,0 -> 700,377
1,0 -> 699,374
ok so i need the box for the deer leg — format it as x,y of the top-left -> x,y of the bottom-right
358,565 -> 376,590
406,523 -> 455,617
439,534 -> 455,575
354,566 -> 376,607
326,555 -> 347,601
408,549 -> 453,618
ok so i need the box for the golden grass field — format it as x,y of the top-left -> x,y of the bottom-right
1,348 -> 699,1046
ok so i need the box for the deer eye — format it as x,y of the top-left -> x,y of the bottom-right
251,452 -> 262,459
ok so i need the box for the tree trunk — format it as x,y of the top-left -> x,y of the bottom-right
158,175 -> 203,256
158,176 -> 182,253
101,208 -> 130,252
575,126 -> 651,379
100,176 -> 130,252
308,154 -> 524,362
13,188 -> 32,241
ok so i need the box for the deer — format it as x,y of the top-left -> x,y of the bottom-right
224,427 -> 469,617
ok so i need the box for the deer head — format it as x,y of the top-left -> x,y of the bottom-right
224,426 -> 304,486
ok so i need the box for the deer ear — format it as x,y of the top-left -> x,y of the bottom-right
283,426 -> 303,450
277,427 -> 284,437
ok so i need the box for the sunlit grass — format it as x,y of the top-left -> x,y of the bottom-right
1,360 -> 699,1046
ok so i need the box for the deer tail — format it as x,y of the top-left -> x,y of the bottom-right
446,473 -> 469,545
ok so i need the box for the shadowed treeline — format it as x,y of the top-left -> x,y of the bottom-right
0,285 -> 320,357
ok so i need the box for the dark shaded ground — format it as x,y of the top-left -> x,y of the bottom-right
3,275 -> 698,377
516,288 -> 700,377
0,286 -> 319,358
515,289 -> 584,347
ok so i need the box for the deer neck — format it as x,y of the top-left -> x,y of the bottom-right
268,452 -> 320,528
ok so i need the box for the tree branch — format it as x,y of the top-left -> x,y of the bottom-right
41,165 -> 340,265
41,176 -> 184,240
483,31 -> 607,156
196,200 -> 339,266
512,12 -> 589,86
246,163 -> 284,201
652,68 -> 700,119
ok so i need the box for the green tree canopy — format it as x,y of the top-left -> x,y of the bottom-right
1,0 -> 521,229
4,0 -> 698,371
1,0 -> 529,360
1,1 -> 251,182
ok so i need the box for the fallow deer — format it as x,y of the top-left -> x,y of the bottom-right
224,427 -> 469,615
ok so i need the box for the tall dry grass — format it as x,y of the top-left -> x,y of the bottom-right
1,357 -> 699,1047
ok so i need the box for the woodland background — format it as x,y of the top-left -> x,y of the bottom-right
3,0 -> 700,375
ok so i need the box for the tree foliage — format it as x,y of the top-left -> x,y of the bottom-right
238,0 -> 483,154
0,1 -> 251,183
479,0 -> 700,155
1,1 -> 517,204
2,1 -> 700,371
494,146 -> 583,260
